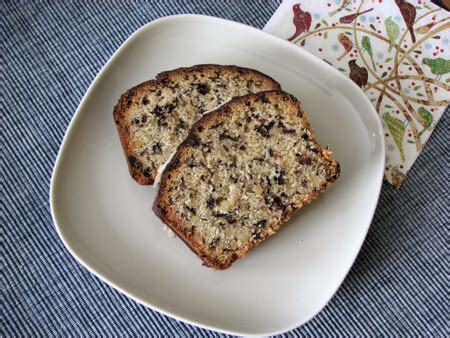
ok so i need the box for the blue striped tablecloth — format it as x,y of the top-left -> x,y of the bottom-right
3,1 -> 448,336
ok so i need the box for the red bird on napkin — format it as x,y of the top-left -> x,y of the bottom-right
287,4 -> 312,41
395,0 -> 416,43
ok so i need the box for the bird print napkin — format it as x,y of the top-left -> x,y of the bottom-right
264,0 -> 449,187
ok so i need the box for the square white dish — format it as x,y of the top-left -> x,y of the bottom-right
50,14 -> 384,336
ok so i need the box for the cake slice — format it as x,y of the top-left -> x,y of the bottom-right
153,90 -> 340,270
113,64 -> 280,184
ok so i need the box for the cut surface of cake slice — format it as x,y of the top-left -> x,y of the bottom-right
153,90 -> 340,270
113,64 -> 281,184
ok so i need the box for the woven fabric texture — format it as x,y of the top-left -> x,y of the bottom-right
2,1 -> 448,336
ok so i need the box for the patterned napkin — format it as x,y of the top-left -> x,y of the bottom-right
264,0 -> 449,187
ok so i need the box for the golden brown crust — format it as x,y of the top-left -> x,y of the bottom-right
113,81 -> 161,184
153,90 -> 340,270
113,64 -> 281,185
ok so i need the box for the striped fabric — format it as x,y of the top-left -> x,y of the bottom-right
2,1 -> 448,336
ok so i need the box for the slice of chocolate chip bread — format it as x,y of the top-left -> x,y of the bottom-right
113,64 -> 281,184
153,90 -> 340,270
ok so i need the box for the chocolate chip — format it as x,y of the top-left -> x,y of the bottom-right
329,162 -> 340,181
297,155 -> 312,165
213,211 -> 236,224
141,114 -> 148,123
206,197 -> 215,209
307,145 -> 319,153
165,103 -> 176,113
226,215 -> 236,224
187,157 -> 197,168
262,175 -> 272,188
152,106 -> 163,116
301,179 -> 308,187
213,212 -> 236,224
177,120 -> 187,129
265,195 -> 286,212
128,155 -> 141,169
278,121 -> 296,133
196,83 -> 210,94
213,212 -> 228,218
255,220 -> 267,228
255,120 -> 275,137
128,155 -> 137,165
185,205 -> 197,215
209,237 -> 220,250
273,196 -> 285,210
141,96 -> 148,105
152,142 -> 162,154
142,167 -> 152,177
274,165 -> 285,185
157,117 -> 168,127
252,231 -> 263,240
